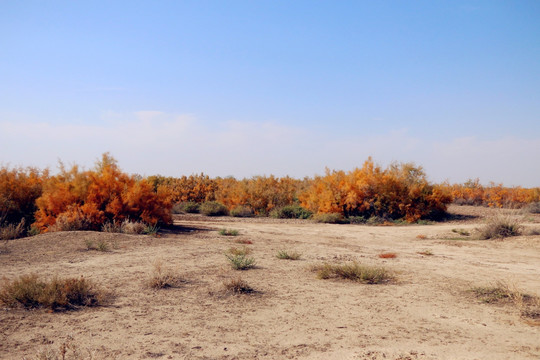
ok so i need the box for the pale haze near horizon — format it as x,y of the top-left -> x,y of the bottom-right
1,1 -> 539,187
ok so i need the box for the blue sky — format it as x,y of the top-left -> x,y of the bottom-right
1,1 -> 539,186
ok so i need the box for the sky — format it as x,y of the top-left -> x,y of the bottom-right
1,1 -> 539,186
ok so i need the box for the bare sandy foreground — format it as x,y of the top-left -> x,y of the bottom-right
1,206 -> 539,360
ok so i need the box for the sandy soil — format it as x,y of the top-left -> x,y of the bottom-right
1,205 -> 539,360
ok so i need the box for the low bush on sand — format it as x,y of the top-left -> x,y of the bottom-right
199,201 -> 228,216
0,274 -> 106,311
223,278 -> 255,294
478,215 -> 522,239
276,250 -> 302,260
310,262 -> 394,284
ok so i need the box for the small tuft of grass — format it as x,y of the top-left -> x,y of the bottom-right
223,277 -> 255,294
227,246 -> 252,256
276,250 -> 302,260
470,281 -> 540,322
0,274 -> 105,311
310,262 -> 394,284
378,252 -> 397,259
84,239 -> 110,252
416,234 -> 427,239
143,223 -> 160,236
226,254 -> 256,270
148,260 -> 183,289
218,228 -> 239,236
417,249 -> 434,256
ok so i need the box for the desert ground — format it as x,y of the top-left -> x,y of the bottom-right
1,205 -> 539,360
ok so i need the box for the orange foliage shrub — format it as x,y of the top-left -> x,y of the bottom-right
299,158 -> 452,222
446,179 -> 540,208
148,173 -> 217,204
34,154 -> 172,232
214,176 -> 308,215
0,166 -> 46,225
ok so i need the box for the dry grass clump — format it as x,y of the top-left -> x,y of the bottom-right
311,262 -> 394,284
148,260 -> 183,289
218,228 -> 239,236
276,250 -> 302,260
101,219 -> 149,235
312,213 -> 347,224
417,249 -> 434,256
0,218 -> 26,240
452,228 -> 470,236
223,277 -> 255,294
416,234 -> 427,239
0,274 -> 105,311
378,252 -> 397,259
227,246 -> 252,256
84,239 -> 111,252
471,281 -> 540,323
478,214 -> 522,239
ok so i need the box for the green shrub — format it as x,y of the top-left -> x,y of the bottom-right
310,262 -> 393,284
270,205 -> 312,219
199,201 -> 228,216
0,274 -> 105,311
276,250 -> 302,260
230,205 -> 254,218
218,228 -> 239,236
313,213 -> 347,224
226,254 -> 256,270
173,201 -> 200,214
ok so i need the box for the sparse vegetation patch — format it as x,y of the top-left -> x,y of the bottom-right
219,228 -> 239,236
478,215 -> 522,239
223,278 -> 255,294
311,262 -> 394,284
0,274 -> 105,311
226,253 -> 256,270
276,250 -> 302,260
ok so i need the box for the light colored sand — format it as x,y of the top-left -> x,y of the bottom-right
1,206 -> 539,359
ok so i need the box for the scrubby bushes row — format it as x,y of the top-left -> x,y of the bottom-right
445,178 -> 540,208
299,159 -> 452,222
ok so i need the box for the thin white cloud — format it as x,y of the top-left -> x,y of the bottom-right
1,112 -> 539,187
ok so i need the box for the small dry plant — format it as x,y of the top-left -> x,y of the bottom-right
416,234 -> 427,239
0,218 -> 26,240
452,228 -> 471,237
0,274 -> 106,311
84,239 -> 110,252
234,239 -> 253,245
223,277 -> 255,294
471,281 -> 540,323
378,252 -> 397,259
148,260 -> 183,289
227,246 -> 252,256
310,262 -> 394,284
218,228 -> 239,236
478,213 -> 522,239
276,250 -> 302,260
417,249 -> 434,256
